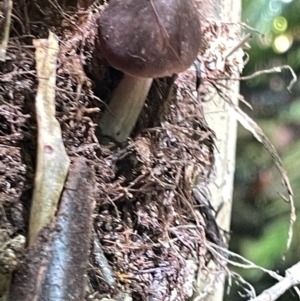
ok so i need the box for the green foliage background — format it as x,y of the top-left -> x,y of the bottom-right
226,0 -> 300,300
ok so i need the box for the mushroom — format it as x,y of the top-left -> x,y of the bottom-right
97,0 -> 201,143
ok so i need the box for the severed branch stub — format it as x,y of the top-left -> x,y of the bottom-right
97,0 -> 201,143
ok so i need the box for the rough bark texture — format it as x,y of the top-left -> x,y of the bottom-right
0,1 -> 241,300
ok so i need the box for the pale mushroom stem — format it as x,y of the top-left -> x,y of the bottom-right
99,74 -> 153,143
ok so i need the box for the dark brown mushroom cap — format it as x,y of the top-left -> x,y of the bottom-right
98,0 -> 201,78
